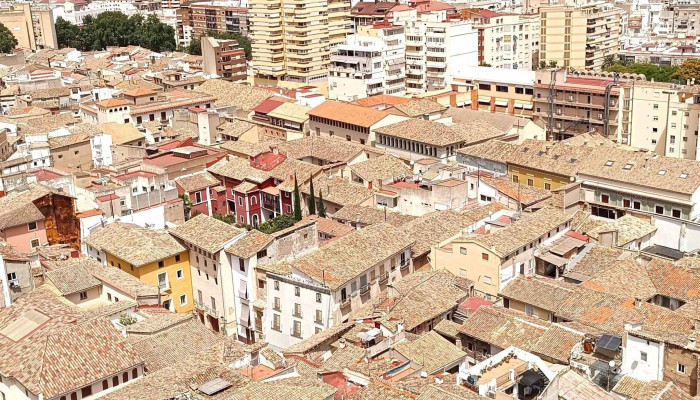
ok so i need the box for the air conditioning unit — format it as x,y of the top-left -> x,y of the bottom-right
9,279 -> 19,288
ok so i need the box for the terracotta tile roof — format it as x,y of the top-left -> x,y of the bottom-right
350,380 -> 416,400
444,108 -> 531,133
300,174 -> 377,208
558,369 -> 618,400
122,88 -> 157,97
208,156 -> 271,183
84,223 -> 186,267
96,98 -> 130,108
0,287 -> 142,398
220,140 -> 277,158
174,171 -> 221,193
267,102 -> 311,123
359,270 -> 472,331
433,319 -> 462,339
309,101 -> 391,128
332,205 -> 417,227
300,215 -> 355,238
253,98 -> 286,114
129,319 -> 226,372
395,331 -> 466,373
225,376 -> 338,400
390,99 -> 446,117
350,155 -> 412,183
505,139 -> 598,177
375,119 -> 504,147
268,158 -> 323,183
578,147 -> 700,195
290,223 -> 414,290
461,207 -> 572,258
415,384 -> 485,399
480,176 -> 552,206
0,183 -> 63,229
645,259 -> 700,303
126,310 -> 193,335
321,342 -> 367,370
275,136 -> 374,162
580,258 -> 658,300
217,120 -> 258,140
613,376 -> 695,400
44,264 -> 101,296
283,322 -> 355,355
530,324 -> 584,364
0,241 -> 29,261
564,244 -> 631,282
404,204 -> 504,257
499,276 -> 576,312
170,214 -> 245,253
97,122 -> 145,144
351,2 -> 400,15
583,215 -> 657,247
458,306 -> 549,352
196,79 -> 274,111
225,230 -> 273,259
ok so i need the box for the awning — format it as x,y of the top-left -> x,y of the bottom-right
494,100 -> 508,107
523,104 -> 533,110
514,101 -> 530,109
239,304 -> 250,327
537,251 -> 569,267
477,97 -> 490,104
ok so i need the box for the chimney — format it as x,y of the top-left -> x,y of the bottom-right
634,298 -> 642,308
339,338 -> 346,349
545,144 -> 552,155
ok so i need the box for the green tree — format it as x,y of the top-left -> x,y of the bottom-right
55,17 -> 81,49
308,176 -> 316,215
672,59 -> 700,83
119,313 -> 137,325
317,189 -> 327,218
258,214 -> 297,234
213,213 -> 237,224
181,38 -> 202,55
179,193 -> 193,219
293,174 -> 302,222
133,15 -> 176,52
548,60 -> 559,68
0,22 -> 18,54
538,60 -> 547,69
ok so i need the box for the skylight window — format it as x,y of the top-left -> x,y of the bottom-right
569,158 -> 577,164
522,147 -> 530,152
680,173 -> 689,179
623,163 -> 633,170
605,160 -> 614,167
658,170 -> 666,175
536,151 -> 545,156
552,154 -> 560,160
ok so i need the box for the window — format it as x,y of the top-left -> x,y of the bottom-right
315,309 -> 322,323
295,286 -> 300,296
239,258 -> 245,272
102,380 -> 109,390
678,363 -> 686,374
460,247 -> 468,255
292,320 -> 302,337
194,191 -> 202,203
274,297 -> 281,311
27,221 -> 37,231
108,293 -> 112,301
601,194 -> 609,203
274,280 -> 279,290
272,314 -> 281,331
653,104 -> 659,109
512,175 -> 519,183
655,205 -> 665,215
176,269 -> 184,280
640,351 -> 647,362
460,268 -> 467,278
527,178 -> 534,186
257,249 -> 267,259
158,260 -> 164,268
79,291 -> 88,300
482,253 -> 489,261
7,272 -> 16,282
180,294 -> 187,306
211,297 -> 216,311
157,272 -> 168,289
81,386 -> 92,397
238,197 -> 243,206
673,209 -> 682,218
623,199 -> 631,208
483,276 -> 492,285
123,372 -> 129,383
316,293 -> 322,303
633,201 -> 641,210
525,304 -> 534,316
30,238 -> 40,248
132,368 -> 137,379
113,376 -> 119,386
294,303 -> 302,317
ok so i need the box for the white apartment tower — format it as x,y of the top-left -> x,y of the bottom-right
390,5 -> 478,93
465,10 -> 540,70
329,23 -> 406,101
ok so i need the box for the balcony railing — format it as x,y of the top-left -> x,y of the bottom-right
195,300 -> 219,318
400,261 -> 409,271
360,285 -> 370,295
339,297 -> 351,308
378,272 -> 389,283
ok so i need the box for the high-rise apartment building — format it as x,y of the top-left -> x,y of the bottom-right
190,0 -> 249,37
391,3 -> 478,93
462,10 -> 540,70
329,22 -> 406,101
539,3 -> 622,70
249,0 -> 352,85
0,4 -> 57,50
202,37 -> 247,82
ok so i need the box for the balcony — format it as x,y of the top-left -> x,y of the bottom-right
339,297 -> 351,308
195,300 -> 219,318
378,272 -> 389,283
400,261 -> 409,271
360,284 -> 371,295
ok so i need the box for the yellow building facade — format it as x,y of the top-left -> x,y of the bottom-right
507,166 -> 572,191
106,251 -> 193,313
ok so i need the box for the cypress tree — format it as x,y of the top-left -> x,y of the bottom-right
317,189 -> 327,218
308,175 -> 316,215
293,174 -> 302,221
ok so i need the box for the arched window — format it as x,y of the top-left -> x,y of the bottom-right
71,393 -> 77,400
102,380 -> 109,390
252,214 -> 259,228
132,368 -> 138,379
122,372 -> 129,383
113,376 -> 119,386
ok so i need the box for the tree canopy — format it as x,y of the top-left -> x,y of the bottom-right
55,13 -> 176,52
671,59 -> 700,83
0,22 -> 18,54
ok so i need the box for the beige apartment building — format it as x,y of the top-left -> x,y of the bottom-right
249,0 -> 352,86
0,4 -> 57,50
201,37 -> 247,82
625,83 -> 700,160
539,3 -> 621,70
